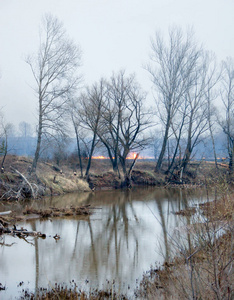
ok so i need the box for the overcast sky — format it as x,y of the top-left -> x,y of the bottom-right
0,0 -> 233,128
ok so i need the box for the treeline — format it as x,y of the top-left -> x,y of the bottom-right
1,14 -> 234,186
0,124 -> 227,161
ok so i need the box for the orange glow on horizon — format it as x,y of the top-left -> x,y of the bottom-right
126,152 -> 138,159
92,152 -> 155,160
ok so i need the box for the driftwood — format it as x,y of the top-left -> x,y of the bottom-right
10,167 -> 36,199
0,210 -> 12,216
0,223 -> 46,238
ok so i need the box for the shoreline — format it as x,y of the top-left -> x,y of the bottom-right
0,155 -> 224,202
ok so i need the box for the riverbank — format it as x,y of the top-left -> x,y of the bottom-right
0,155 -> 91,201
0,156 -> 165,200
0,155 -> 230,201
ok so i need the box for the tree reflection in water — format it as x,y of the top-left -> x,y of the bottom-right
0,187 -> 208,298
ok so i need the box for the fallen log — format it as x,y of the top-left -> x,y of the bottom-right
10,167 -> 36,199
0,224 -> 46,238
0,210 -> 12,216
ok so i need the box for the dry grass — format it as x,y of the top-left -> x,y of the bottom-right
200,193 -> 234,221
20,282 -> 128,300
137,190 -> 234,300
0,155 -> 91,199
38,173 -> 90,194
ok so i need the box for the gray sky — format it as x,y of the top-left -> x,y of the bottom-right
0,0 -> 233,127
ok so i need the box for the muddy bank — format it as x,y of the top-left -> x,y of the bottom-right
87,169 -> 164,190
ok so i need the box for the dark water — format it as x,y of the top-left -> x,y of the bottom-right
0,187 -> 208,299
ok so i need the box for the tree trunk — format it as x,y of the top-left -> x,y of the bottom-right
166,113 -> 186,175
123,175 -> 132,189
181,135 -> 192,173
85,133 -> 97,178
31,99 -> 43,174
229,142 -> 234,175
0,139 -> 7,172
31,125 -> 42,174
75,127 -> 83,178
119,155 -> 134,188
100,138 -> 121,177
207,96 -> 218,169
167,140 -> 180,176
155,118 -> 170,172
210,125 -> 218,169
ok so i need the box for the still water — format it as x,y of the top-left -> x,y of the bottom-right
0,187 -> 208,299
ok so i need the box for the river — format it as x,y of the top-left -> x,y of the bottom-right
0,187 -> 208,299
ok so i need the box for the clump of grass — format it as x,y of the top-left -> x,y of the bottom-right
38,174 -> 90,195
200,195 -> 234,221
174,207 -> 196,217
76,178 -> 91,192
23,205 -> 92,218
20,282 -> 128,299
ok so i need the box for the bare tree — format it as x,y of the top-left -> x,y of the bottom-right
180,52 -> 220,173
153,130 -> 162,161
79,81 -> 104,178
205,54 -> 221,169
51,135 -> 70,166
220,57 -> 234,173
26,14 -> 81,173
166,98 -> 188,177
0,112 -> 14,172
68,97 -> 85,177
147,27 -> 202,172
18,121 -> 33,138
77,72 -> 153,186
99,71 -> 152,187
18,122 -> 34,156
